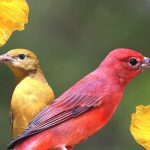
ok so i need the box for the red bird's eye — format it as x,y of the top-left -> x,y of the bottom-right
129,58 -> 138,66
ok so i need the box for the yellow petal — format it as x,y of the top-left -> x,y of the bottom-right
130,105 -> 150,150
0,0 -> 29,47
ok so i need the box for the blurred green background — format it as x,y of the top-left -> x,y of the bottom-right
0,0 -> 150,149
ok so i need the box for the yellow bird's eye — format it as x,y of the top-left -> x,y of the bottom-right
18,54 -> 26,60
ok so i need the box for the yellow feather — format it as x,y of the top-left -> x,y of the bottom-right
0,49 -> 55,138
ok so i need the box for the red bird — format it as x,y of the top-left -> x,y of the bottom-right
8,48 -> 150,150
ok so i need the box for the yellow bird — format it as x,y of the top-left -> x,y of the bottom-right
0,49 -> 55,138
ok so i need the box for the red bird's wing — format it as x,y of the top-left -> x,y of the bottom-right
8,94 -> 102,149
28,94 -> 101,131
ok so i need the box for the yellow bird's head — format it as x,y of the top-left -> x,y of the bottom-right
0,49 -> 41,82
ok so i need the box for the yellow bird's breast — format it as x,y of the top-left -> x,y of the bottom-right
11,76 -> 54,138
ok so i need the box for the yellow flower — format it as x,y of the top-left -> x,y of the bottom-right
0,0 -> 29,47
130,105 -> 150,150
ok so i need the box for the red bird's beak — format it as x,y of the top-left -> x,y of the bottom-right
142,57 -> 150,69
0,54 -> 13,63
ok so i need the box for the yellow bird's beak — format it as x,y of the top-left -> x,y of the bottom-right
0,54 -> 13,63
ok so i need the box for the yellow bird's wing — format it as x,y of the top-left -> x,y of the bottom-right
11,76 -> 54,138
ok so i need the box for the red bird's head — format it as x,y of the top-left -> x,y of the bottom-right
100,48 -> 150,85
